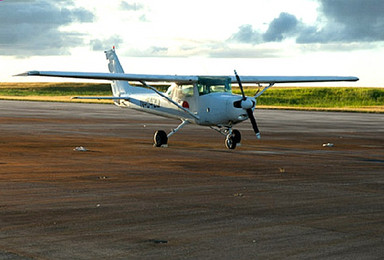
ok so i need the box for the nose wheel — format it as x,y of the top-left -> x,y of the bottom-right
225,129 -> 241,149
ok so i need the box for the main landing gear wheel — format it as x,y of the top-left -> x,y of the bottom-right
225,129 -> 241,150
154,130 -> 168,147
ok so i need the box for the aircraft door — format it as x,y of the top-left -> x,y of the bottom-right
167,84 -> 198,114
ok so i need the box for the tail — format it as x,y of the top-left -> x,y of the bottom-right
105,48 -> 132,96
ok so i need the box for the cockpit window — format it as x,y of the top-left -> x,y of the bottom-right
197,76 -> 232,96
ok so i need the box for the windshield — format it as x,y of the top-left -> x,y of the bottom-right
197,76 -> 232,96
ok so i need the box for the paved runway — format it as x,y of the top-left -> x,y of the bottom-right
0,100 -> 383,259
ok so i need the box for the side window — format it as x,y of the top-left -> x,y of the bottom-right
167,84 -> 194,100
180,85 -> 194,97
165,83 -> 177,97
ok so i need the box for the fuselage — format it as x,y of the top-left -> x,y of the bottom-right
115,81 -> 256,128
195,92 -> 255,126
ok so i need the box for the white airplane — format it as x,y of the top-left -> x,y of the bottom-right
19,48 -> 358,149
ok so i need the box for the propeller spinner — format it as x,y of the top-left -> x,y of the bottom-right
234,70 -> 261,139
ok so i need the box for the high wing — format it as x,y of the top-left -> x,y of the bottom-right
230,76 -> 359,84
17,71 -> 359,84
17,71 -> 199,84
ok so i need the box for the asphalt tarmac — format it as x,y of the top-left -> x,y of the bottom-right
0,100 -> 383,259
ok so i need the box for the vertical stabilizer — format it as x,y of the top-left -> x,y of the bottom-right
105,48 -> 132,96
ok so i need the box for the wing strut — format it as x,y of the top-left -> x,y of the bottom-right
255,83 -> 275,98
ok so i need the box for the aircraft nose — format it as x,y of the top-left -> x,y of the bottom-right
233,96 -> 256,109
241,98 -> 254,109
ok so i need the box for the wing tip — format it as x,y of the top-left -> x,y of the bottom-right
14,71 -> 40,77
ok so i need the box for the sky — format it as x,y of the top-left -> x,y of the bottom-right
1,0 -> 384,86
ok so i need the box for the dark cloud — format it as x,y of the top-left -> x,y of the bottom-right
230,13 -> 302,44
0,0 -> 94,56
263,13 -> 299,42
120,1 -> 144,11
230,25 -> 262,44
231,0 -> 384,46
90,36 -> 124,51
321,0 -> 383,30
298,0 -> 384,43
323,0 -> 383,42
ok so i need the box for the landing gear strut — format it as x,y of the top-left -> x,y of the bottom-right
154,121 -> 243,149
153,120 -> 189,147
210,126 -> 242,149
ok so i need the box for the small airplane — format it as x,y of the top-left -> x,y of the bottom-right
18,48 -> 358,149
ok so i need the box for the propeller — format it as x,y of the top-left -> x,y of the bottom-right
234,70 -> 261,139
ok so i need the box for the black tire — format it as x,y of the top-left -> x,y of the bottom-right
225,135 -> 237,149
232,129 -> 241,144
154,130 -> 168,147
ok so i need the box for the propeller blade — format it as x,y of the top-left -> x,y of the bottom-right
234,70 -> 246,100
235,70 -> 261,139
246,108 -> 261,139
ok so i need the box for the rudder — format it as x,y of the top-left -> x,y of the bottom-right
105,48 -> 132,96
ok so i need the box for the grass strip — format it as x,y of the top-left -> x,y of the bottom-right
0,82 -> 111,96
234,87 -> 384,108
1,83 -> 383,112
